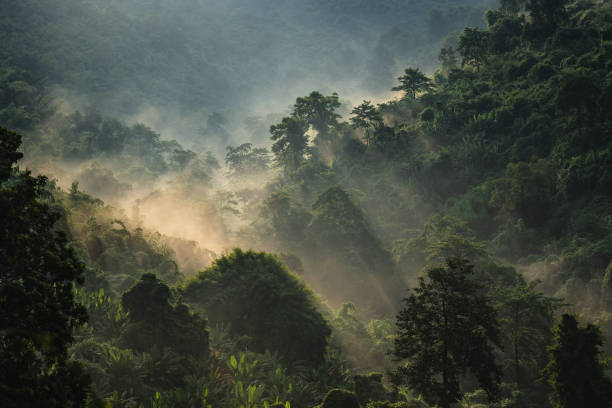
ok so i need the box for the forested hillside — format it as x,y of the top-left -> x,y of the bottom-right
0,0 -> 486,119
2,0 -> 612,407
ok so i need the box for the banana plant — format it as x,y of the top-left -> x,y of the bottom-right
232,381 -> 265,408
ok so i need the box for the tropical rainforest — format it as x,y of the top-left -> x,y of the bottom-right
2,0 -> 612,407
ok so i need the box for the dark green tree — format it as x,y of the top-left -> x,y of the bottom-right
0,127 -> 89,407
556,68 -> 601,140
496,281 -> 560,390
121,273 -> 209,358
457,27 -> 490,71
525,0 -> 569,39
183,249 -> 331,365
262,190 -> 312,247
393,258 -> 502,408
308,187 -> 394,277
270,116 -> 309,175
293,91 -> 341,138
543,314 -> 612,408
392,68 -> 434,99
350,101 -> 383,145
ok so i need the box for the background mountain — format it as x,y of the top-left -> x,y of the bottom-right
0,0 -> 488,120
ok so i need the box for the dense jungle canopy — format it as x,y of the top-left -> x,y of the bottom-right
2,0 -> 612,407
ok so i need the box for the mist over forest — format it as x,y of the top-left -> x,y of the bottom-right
2,0 -> 612,407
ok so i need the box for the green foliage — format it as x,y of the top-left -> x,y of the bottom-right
262,190 -> 312,248
490,159 -> 557,228
0,68 -> 52,131
0,127 -> 89,407
525,0 -> 570,39
74,287 -> 125,342
495,280 -> 561,389
53,109 -> 197,176
121,273 -> 209,358
4,1 -> 612,406
226,143 -> 271,180
184,249 -> 331,365
366,401 -> 429,408
331,303 -> 394,372
458,27 -> 490,71
350,101 -> 384,146
543,314 -> 612,408
271,116 -> 309,175
354,373 -> 389,406
309,187 -> 393,275
393,258 -> 502,408
392,68 -> 434,100
393,215 -> 486,273
319,388 -> 360,408
293,91 -> 341,137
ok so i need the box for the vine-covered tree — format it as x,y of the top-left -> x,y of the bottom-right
0,127 -> 90,407
393,258 -> 502,408
543,314 -> 612,408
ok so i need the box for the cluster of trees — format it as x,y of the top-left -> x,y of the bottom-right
3,117 -> 612,407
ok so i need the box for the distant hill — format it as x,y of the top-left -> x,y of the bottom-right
0,0 -> 487,116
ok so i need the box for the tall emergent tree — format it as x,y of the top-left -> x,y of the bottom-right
350,100 -> 383,145
543,314 -> 612,408
392,67 -> 434,99
293,91 -> 341,138
393,258 -> 502,408
0,127 -> 89,407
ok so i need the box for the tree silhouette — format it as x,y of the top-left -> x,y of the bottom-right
0,127 -> 89,407
392,67 -> 434,99
183,249 -> 331,365
393,258 -> 502,408
350,100 -> 383,145
293,91 -> 341,138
